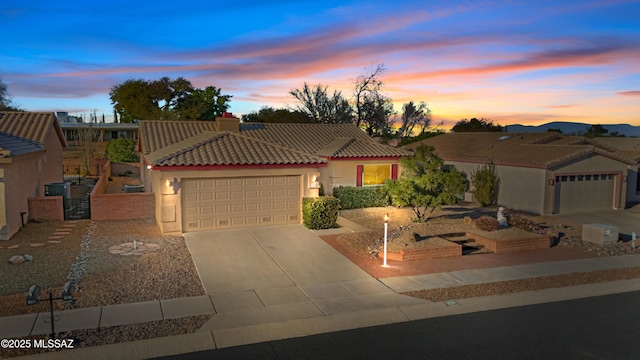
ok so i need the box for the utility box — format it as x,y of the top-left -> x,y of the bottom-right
582,223 -> 619,246
44,182 -> 71,199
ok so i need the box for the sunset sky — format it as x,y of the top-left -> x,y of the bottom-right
1,0 -> 639,129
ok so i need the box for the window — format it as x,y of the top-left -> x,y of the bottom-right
357,164 -> 398,186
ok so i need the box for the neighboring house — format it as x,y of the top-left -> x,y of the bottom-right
59,122 -> 138,146
138,115 -> 410,233
591,137 -> 640,203
409,132 -> 639,215
0,112 -> 67,240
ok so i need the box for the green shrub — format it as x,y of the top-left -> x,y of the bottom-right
471,162 -> 499,207
105,138 -> 138,163
302,196 -> 340,230
474,216 -> 499,232
332,186 -> 389,210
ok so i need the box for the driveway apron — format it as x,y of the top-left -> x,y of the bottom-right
184,225 -> 418,327
184,225 -> 373,296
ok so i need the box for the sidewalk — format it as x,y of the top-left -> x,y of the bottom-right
4,254 -> 640,359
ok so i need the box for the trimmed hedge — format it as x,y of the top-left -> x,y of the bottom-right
332,186 -> 390,210
302,196 -> 340,230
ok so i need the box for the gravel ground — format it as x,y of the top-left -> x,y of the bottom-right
1,219 -> 207,358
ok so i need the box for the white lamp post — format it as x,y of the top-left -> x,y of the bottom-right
383,213 -> 389,267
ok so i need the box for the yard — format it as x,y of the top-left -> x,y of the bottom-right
0,220 -> 205,317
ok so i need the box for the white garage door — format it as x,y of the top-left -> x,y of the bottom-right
554,173 -> 616,213
183,176 -> 301,232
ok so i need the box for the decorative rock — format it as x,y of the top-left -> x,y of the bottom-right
9,255 -> 25,264
497,207 -> 508,227
24,254 -> 33,262
463,216 -> 473,225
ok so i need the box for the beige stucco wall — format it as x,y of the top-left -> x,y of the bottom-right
322,159 -> 402,195
547,153 -> 630,213
147,166 -> 323,234
447,161 -> 546,215
0,126 -> 64,240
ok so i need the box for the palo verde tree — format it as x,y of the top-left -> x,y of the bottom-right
384,144 -> 465,222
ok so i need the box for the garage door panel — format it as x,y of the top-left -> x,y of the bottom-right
555,173 -> 615,213
183,176 -> 301,231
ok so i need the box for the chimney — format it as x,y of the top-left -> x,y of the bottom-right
215,113 -> 239,132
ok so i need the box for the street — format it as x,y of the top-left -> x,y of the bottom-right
157,290 -> 640,359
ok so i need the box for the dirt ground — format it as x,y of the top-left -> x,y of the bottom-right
103,176 -> 144,194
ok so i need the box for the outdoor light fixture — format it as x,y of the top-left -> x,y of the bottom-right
383,213 -> 389,267
26,282 -> 74,338
165,177 -> 179,194
146,164 -> 152,170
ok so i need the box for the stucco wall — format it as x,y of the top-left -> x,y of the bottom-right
148,166 -> 323,234
0,125 -> 64,240
547,153 -> 629,212
323,159 -> 401,195
446,161 -> 546,214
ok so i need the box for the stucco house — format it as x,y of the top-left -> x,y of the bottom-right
0,112 -> 67,240
138,115 -> 410,233
410,132 -> 639,215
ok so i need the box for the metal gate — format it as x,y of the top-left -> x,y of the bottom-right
64,195 -> 91,220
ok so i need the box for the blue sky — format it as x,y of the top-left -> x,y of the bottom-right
1,0 -> 639,128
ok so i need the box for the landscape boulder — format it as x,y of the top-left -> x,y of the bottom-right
9,255 -> 25,264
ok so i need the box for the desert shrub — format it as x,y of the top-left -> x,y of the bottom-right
474,216 -> 499,232
507,213 -> 547,235
471,162 -> 499,207
332,186 -> 389,209
302,196 -> 339,230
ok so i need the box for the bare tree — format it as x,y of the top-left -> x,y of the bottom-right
398,101 -> 432,138
353,64 -> 395,136
75,125 -> 103,176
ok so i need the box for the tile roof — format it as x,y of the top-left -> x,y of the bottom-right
0,111 -> 67,156
0,132 -> 42,157
411,132 -> 636,168
139,120 -> 410,167
145,131 -> 326,166
239,123 -> 411,158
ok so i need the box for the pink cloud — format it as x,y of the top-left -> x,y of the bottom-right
617,90 -> 640,96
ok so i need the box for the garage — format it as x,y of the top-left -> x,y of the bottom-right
182,175 -> 301,232
554,173 -> 616,213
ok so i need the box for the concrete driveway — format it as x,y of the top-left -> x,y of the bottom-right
554,210 -> 640,239
183,224 -> 424,328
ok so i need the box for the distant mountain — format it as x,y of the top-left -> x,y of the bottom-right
504,122 -> 640,137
